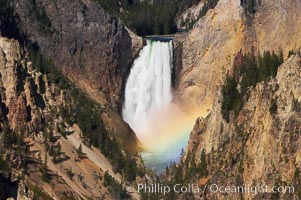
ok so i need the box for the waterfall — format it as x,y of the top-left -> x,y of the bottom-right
123,40 -> 173,139
123,39 -> 195,172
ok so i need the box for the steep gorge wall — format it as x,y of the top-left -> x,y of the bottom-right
0,36 -> 143,200
0,36 -> 81,199
170,1 -> 301,199
0,0 -> 144,153
173,0 -> 301,115
183,53 -> 301,200
10,0 -> 143,110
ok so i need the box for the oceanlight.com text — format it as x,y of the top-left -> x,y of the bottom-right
209,184 -> 295,195
136,183 -> 295,196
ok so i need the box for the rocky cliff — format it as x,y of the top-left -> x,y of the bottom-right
9,0 -> 143,110
173,0 -> 301,115
0,36 -> 144,200
175,1 -> 204,30
0,1 -> 148,198
166,1 -> 301,199
0,0 -> 144,153
177,51 -> 301,200
0,37 -> 44,136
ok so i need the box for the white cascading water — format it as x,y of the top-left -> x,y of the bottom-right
123,40 -> 173,139
123,39 -> 196,173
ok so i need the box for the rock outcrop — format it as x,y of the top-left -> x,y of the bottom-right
0,36 -> 143,200
175,1 -> 204,30
182,52 -> 301,199
173,0 -> 301,114
0,0 -> 144,153
0,37 -> 44,135
10,0 -> 143,110
169,1 -> 301,199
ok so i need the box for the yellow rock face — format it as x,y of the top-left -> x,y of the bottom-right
174,0 -> 301,116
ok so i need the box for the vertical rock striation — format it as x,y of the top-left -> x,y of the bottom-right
0,37 -> 43,134
0,36 -> 143,200
173,0 -> 301,114
9,0 -> 143,110
183,53 -> 301,200
0,0 -> 144,153
170,1 -> 301,199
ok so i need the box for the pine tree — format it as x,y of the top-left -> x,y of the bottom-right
41,154 -> 51,182
198,149 -> 208,177
77,144 -> 83,155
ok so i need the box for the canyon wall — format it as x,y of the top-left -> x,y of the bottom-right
170,1 -> 301,199
173,0 -> 301,114
0,36 -> 143,200
0,0 -> 144,153
10,0 -> 143,110
184,52 -> 301,200
0,2 -> 147,198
